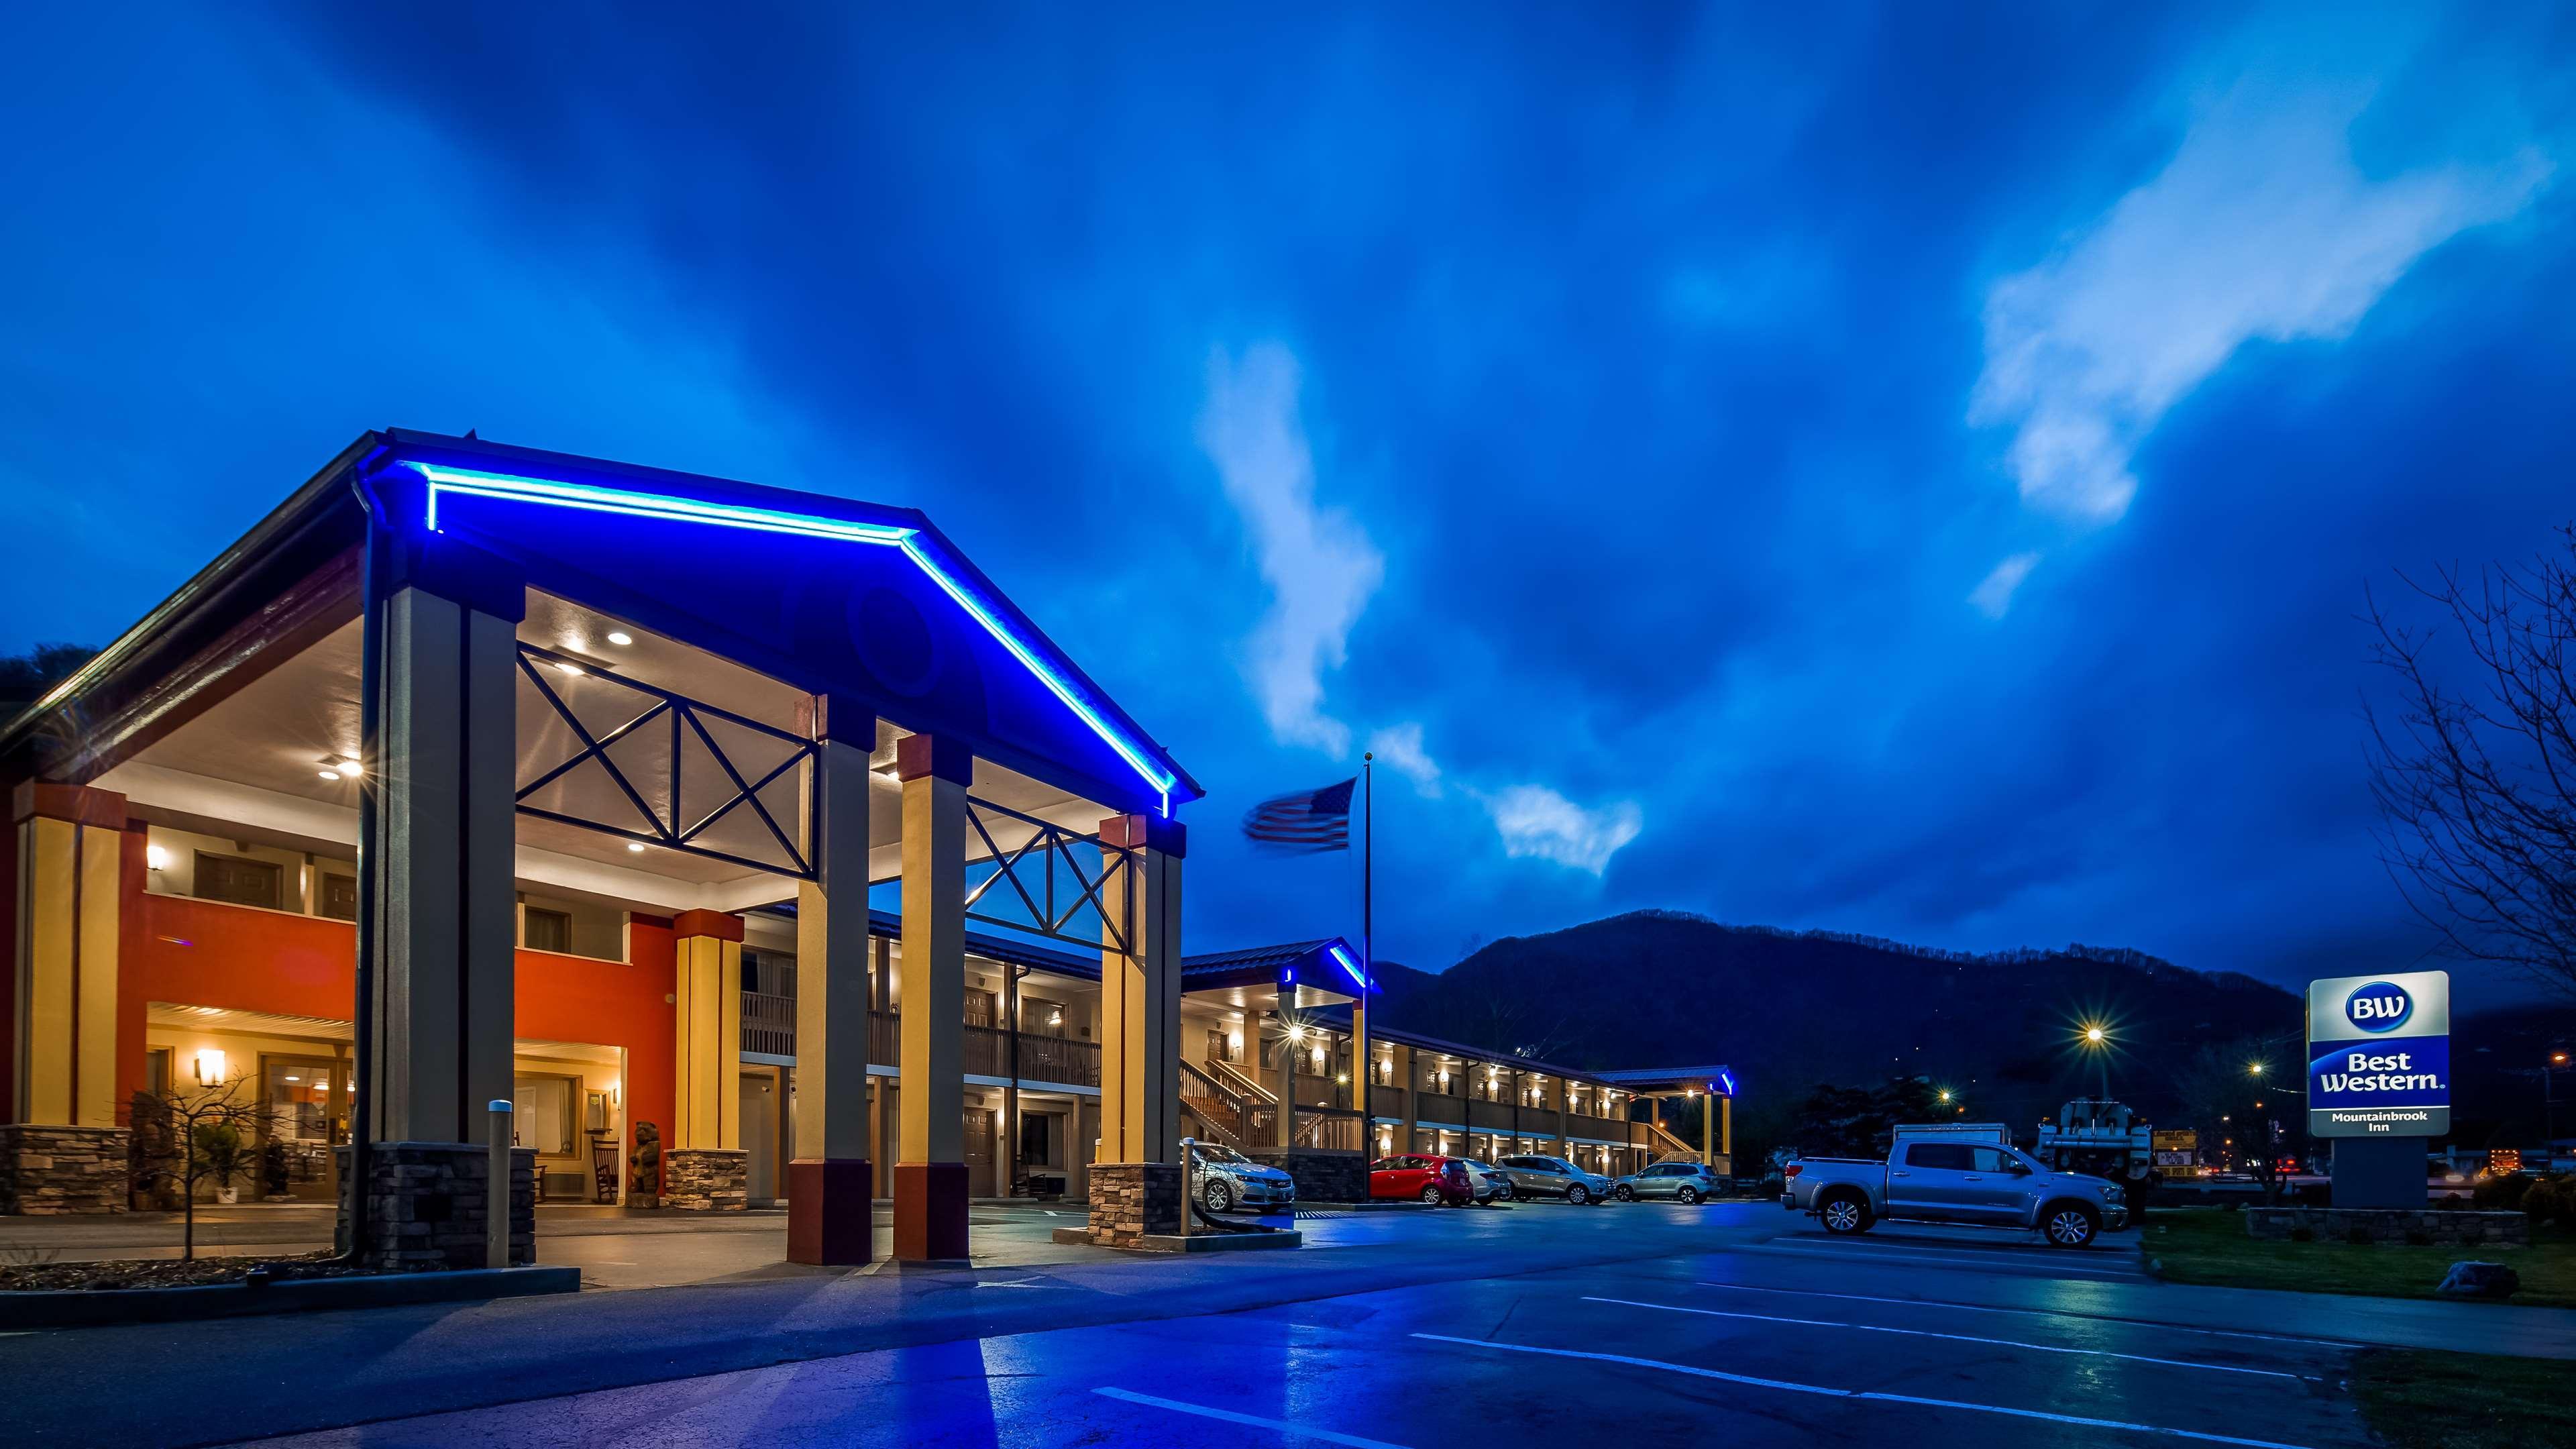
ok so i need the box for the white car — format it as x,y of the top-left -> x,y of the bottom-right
1460,1159 -> 1512,1205
1189,1142 -> 1295,1214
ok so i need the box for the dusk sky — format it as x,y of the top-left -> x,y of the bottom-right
5,5 -> 2571,996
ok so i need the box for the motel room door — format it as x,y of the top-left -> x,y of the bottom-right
740,1073 -> 779,1205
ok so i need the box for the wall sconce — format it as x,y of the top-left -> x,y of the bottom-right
1048,1008 -> 1064,1028
1227,1031 -> 1244,1056
147,843 -> 171,871
192,1049 -> 227,1085
1309,1045 -> 1326,1069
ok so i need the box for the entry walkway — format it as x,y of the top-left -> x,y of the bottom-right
0,1202 -> 1139,1289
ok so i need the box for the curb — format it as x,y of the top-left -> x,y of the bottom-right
0,1265 -> 580,1330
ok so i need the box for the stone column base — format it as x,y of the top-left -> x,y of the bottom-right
0,1124 -> 131,1214
335,1142 -> 536,1272
787,1158 -> 873,1265
893,1161 -> 969,1261
1085,1162 -> 1183,1247
663,1148 -> 751,1211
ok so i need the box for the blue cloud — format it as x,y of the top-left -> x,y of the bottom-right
3,2 -> 2571,996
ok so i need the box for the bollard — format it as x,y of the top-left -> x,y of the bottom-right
487,1099 -> 513,1270
1178,1136 -> 1194,1241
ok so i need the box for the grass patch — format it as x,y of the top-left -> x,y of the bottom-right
2143,1209 -> 2576,1307
2355,1347 -> 2576,1449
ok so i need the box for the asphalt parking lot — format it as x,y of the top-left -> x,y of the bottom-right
7,1200 -> 2570,1448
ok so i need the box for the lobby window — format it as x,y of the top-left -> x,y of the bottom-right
522,906 -> 572,955
195,851 -> 282,910
515,892 -> 627,960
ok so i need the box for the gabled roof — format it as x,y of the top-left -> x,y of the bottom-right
1591,1065 -> 1739,1097
375,430 -> 1198,814
1,430 -> 1199,818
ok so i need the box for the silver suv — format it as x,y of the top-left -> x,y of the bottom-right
1496,1154 -> 1611,1205
1613,1161 -> 1721,1203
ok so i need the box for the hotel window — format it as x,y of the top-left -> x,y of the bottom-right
317,872 -> 358,922
522,906 -> 572,955
195,851 -> 283,910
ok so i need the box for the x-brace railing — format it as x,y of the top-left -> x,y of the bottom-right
961,792 -> 1133,954
515,642 -> 817,879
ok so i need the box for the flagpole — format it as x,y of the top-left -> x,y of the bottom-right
1358,753 -> 1373,1138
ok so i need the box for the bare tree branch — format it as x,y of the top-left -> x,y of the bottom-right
2365,526 -> 2576,1002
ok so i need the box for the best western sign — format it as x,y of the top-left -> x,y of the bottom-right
2306,970 -> 2450,1138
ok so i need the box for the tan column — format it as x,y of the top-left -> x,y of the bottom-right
1702,1091 -> 1714,1169
671,911 -> 745,1152
788,713 -> 876,1264
893,733 -> 967,1261
8,784 -> 124,1132
1722,1094 -> 1733,1167
1096,813 -> 1183,1167
1399,1045 -> 1418,1153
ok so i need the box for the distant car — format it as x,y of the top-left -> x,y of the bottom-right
1188,1141 -> 1295,1214
1460,1159 -> 1512,1205
1371,1154 -> 1473,1206
1496,1154 -> 1611,1205
1613,1161 -> 1722,1203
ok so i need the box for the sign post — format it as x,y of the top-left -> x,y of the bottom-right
2306,971 -> 2450,1209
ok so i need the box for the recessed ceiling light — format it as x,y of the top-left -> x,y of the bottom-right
318,769 -> 342,782
553,661 -> 585,676
626,841 -> 646,853
606,631 -> 633,647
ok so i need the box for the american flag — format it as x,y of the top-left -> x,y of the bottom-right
1241,777 -> 1356,852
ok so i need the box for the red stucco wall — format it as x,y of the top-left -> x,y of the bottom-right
116,864 -> 676,1173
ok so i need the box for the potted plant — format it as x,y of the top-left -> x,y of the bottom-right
194,1120 -> 248,1205
259,1135 -> 293,1201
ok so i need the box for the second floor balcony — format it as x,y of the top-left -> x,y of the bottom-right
738,991 -> 1101,1089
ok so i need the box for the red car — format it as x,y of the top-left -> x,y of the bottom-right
1371,1154 -> 1474,1206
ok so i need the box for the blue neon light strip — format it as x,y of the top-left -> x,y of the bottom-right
402,460 -> 1178,808
1326,943 -> 1373,992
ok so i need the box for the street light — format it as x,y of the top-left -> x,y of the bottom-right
2074,1020 -> 2114,1098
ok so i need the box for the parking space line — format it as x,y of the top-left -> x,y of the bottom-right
1093,1387 -> 1411,1448
1691,1283 -> 2363,1348
1407,1335 -> 2314,1449
1750,1243 -> 2143,1277
1580,1295 -> 2312,1379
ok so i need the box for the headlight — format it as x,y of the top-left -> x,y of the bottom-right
2101,1184 -> 2123,1201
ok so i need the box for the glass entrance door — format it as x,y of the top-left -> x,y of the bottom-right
259,1055 -> 347,1201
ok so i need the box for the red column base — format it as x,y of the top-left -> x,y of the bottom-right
892,1161 -> 970,1261
786,1159 -> 873,1265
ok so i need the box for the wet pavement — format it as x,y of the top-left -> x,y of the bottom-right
3,1201 -> 2567,1448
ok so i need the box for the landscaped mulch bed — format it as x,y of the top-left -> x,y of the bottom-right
0,1248 -> 369,1293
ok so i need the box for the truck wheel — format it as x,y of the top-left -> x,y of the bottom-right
1819,1191 -> 1873,1234
2042,1203 -> 2100,1248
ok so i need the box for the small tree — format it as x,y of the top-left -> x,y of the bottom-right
128,1081 -> 264,1258
2170,1036 -> 2297,1204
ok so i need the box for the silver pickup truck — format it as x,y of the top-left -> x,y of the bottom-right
1782,1132 -> 2129,1247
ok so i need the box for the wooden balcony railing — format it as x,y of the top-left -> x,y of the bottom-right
741,989 -> 796,1058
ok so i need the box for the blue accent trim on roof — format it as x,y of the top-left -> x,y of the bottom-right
366,431 -> 1199,813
